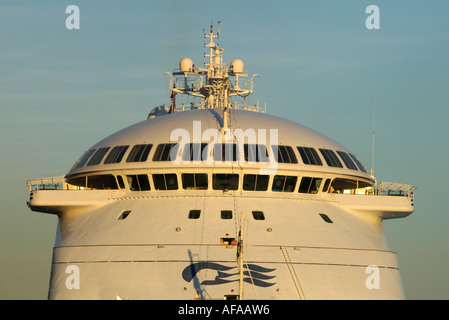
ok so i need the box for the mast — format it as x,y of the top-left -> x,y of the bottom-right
166,23 -> 258,134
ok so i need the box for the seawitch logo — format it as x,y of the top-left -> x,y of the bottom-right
182,262 -> 276,289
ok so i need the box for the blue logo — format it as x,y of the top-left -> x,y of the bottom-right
182,262 -> 276,287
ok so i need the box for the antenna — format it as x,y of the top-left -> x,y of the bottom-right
371,92 -> 376,180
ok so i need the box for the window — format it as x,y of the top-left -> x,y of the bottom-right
182,173 -> 208,190
221,210 -> 233,219
221,237 -> 237,245
127,144 -> 153,162
214,144 -> 238,162
297,147 -> 322,165
71,148 -> 96,169
244,144 -> 269,163
66,174 -> 119,190
117,210 -> 132,220
87,174 -> 118,189
188,210 -> 201,219
272,175 -> 297,192
322,178 -> 331,192
349,153 -> 368,173
252,211 -> 265,220
126,174 -> 151,191
212,174 -> 239,190
87,147 -> 110,166
319,149 -> 343,168
153,173 -> 178,190
117,176 -> 125,189
330,178 -> 372,194
273,145 -> 298,163
153,143 -> 179,161
336,151 -> 358,170
66,176 -> 87,188
243,174 -> 269,191
182,143 -> 209,162
298,177 -> 323,194
104,146 -> 129,164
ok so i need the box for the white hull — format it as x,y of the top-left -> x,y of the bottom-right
32,191 -> 411,299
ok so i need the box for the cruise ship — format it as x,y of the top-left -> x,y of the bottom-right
27,24 -> 416,300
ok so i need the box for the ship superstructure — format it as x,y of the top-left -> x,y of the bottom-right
27,24 -> 416,300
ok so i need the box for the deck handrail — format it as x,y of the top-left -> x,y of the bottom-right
27,176 -> 66,191
375,181 -> 417,199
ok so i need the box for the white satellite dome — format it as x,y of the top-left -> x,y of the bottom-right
147,105 -> 170,119
230,58 -> 244,74
179,57 -> 194,73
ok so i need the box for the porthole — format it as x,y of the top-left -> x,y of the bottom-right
252,211 -> 265,220
188,210 -> 201,219
319,213 -> 333,223
117,210 -> 132,220
221,210 -> 233,219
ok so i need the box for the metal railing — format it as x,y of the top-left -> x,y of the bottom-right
374,181 -> 417,199
27,176 -> 66,191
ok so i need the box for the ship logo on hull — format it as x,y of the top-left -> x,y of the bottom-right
182,262 -> 276,287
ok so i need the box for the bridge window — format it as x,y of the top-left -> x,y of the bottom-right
153,173 -> 178,190
336,151 -> 358,170
127,174 -> 151,191
104,146 -> 129,164
298,177 -> 322,194
153,143 -> 179,161
319,149 -> 343,168
86,174 -> 118,189
214,144 -> 238,162
243,174 -> 269,191
182,143 -> 209,162
127,144 -> 153,162
66,174 -> 119,190
213,174 -> 239,190
330,178 -> 372,194
182,173 -> 208,190
87,147 -> 110,166
272,175 -> 297,192
273,145 -> 298,164
297,147 -> 322,165
244,144 -> 269,163
349,153 -> 368,173
322,178 -> 331,192
71,148 -> 96,169
117,175 -> 125,189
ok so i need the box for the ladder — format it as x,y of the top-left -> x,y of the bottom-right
237,214 -> 260,300
280,246 -> 306,300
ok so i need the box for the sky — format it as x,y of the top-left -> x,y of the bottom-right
1,0 -> 448,299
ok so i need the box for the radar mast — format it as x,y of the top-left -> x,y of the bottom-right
166,22 -> 261,131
